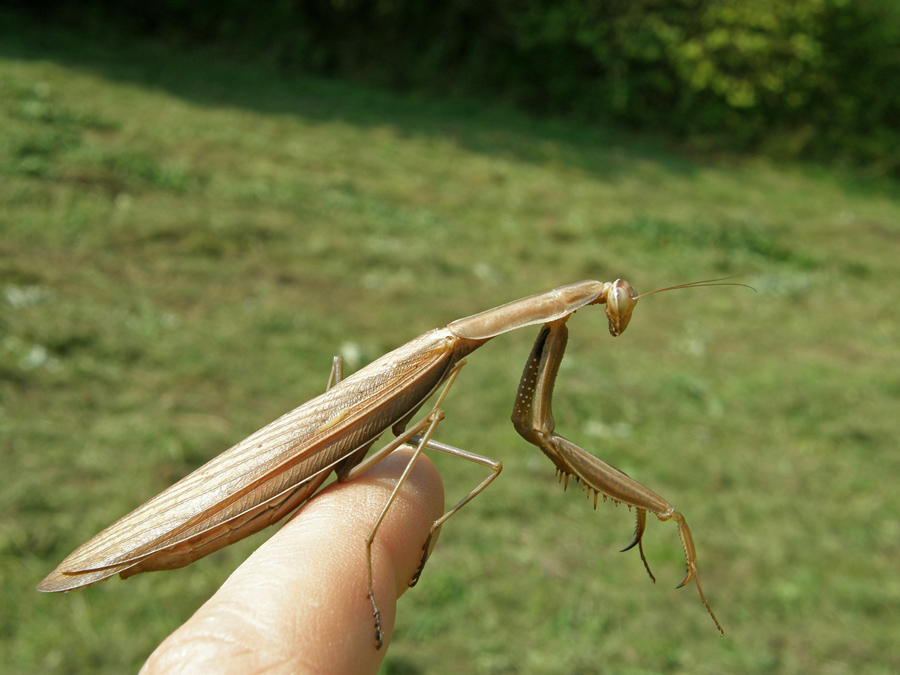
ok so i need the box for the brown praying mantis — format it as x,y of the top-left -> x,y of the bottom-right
39,278 -> 743,644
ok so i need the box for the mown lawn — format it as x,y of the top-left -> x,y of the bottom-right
2,9 -> 899,675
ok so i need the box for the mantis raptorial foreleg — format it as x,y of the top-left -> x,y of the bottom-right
511,318 -> 724,635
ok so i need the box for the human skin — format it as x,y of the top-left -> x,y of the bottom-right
141,449 -> 445,675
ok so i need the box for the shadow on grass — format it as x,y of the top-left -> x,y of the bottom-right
0,7 -> 700,184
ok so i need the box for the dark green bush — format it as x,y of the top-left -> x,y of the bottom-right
16,0 -> 900,172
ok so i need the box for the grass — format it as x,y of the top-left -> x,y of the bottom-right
2,8 -> 900,674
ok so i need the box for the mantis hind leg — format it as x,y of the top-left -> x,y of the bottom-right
327,355 -> 343,389
403,435 -> 503,587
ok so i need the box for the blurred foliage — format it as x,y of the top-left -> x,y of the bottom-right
11,0 -> 900,175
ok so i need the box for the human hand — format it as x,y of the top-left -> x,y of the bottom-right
141,449 -> 445,675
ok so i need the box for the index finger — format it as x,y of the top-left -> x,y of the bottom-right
141,449 -> 444,675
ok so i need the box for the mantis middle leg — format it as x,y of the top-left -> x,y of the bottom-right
337,359 -> 503,647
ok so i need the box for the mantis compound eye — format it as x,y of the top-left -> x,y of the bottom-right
605,279 -> 638,336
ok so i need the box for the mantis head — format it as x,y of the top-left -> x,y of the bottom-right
605,279 -> 639,337
605,277 -> 756,337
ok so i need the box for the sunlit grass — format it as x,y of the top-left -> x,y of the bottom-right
2,9 -> 900,674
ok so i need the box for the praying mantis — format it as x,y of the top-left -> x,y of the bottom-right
39,278 -> 742,644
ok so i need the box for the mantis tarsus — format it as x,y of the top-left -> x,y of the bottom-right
39,278 -> 744,644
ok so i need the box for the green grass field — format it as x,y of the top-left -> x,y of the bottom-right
2,10 -> 899,674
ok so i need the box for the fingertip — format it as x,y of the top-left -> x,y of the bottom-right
348,450 -> 445,597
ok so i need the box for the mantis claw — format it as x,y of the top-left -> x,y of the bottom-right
620,509 -> 656,583
409,532 -> 433,587
368,590 -> 384,649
